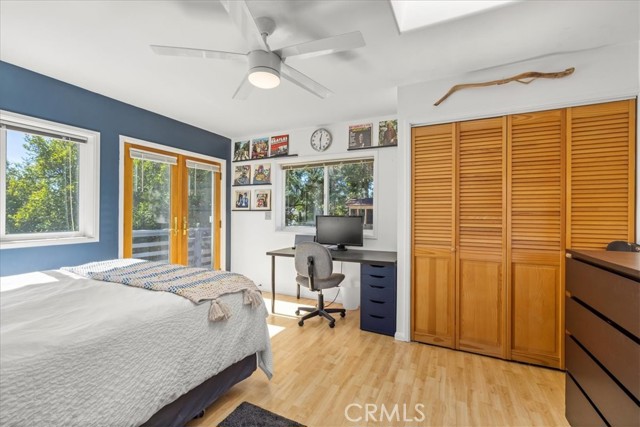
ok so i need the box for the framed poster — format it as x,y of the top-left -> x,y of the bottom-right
252,163 -> 271,184
378,119 -> 398,146
233,189 -> 250,210
233,140 -> 250,161
251,137 -> 269,159
348,123 -> 372,149
233,165 -> 251,186
269,134 -> 289,157
252,189 -> 271,211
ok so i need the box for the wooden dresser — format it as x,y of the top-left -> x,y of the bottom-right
565,250 -> 639,426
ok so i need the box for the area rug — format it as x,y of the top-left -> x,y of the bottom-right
219,401 -> 305,427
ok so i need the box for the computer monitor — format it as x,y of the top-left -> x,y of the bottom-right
315,215 -> 363,251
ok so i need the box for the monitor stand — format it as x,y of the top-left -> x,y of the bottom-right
330,244 -> 348,251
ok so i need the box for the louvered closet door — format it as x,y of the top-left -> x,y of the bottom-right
509,110 -> 564,368
568,100 -> 636,249
411,124 -> 456,348
456,117 -> 507,358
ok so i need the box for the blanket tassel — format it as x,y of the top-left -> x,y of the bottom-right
209,299 -> 232,321
243,289 -> 263,308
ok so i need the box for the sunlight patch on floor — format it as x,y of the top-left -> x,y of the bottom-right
262,297 -> 314,318
267,324 -> 285,338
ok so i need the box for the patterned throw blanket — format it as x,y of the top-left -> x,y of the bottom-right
64,259 -> 263,322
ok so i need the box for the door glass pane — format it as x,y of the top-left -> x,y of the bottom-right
131,159 -> 171,262
187,167 -> 214,268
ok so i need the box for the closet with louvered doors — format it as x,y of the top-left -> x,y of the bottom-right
411,123 -> 456,348
456,117 -> 508,358
411,99 -> 636,369
508,110 -> 565,368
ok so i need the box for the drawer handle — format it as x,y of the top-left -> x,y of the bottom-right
369,314 -> 385,319
369,299 -> 385,304
369,265 -> 385,268
370,274 -> 385,279
370,285 -> 385,289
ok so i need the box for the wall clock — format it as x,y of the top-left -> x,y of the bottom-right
310,128 -> 332,152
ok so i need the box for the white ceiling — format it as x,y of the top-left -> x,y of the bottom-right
0,1 -> 638,139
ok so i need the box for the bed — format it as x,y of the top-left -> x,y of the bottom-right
0,262 -> 273,427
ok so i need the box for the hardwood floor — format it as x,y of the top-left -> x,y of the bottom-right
188,293 -> 568,427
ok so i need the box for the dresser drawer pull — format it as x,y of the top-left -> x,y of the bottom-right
369,299 -> 385,304
370,285 -> 385,289
369,274 -> 385,279
370,265 -> 385,268
369,314 -> 385,319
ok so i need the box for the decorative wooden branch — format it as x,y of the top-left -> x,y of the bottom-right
434,67 -> 575,106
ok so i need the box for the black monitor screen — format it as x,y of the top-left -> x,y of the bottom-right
315,215 -> 363,250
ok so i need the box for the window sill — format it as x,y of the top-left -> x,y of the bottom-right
276,226 -> 377,240
0,235 -> 98,250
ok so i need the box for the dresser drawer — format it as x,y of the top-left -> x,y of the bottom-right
566,374 -> 607,427
362,297 -> 395,318
566,297 -> 640,400
361,263 -> 396,279
361,273 -> 394,289
567,257 -> 639,338
360,311 -> 395,336
566,335 -> 639,426
362,282 -> 395,301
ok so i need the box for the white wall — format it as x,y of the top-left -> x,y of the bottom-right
231,115 -> 398,305
395,42 -> 640,342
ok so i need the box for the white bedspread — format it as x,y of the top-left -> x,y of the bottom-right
0,269 -> 273,427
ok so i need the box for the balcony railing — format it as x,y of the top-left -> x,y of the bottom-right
132,227 -> 213,268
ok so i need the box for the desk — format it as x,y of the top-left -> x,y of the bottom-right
266,247 -> 398,334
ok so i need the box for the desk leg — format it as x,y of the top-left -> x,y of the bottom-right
271,255 -> 276,314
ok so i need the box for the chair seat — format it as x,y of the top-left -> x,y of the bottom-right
296,273 -> 345,290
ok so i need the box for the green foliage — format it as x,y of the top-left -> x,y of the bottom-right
284,161 -> 374,226
5,135 -> 79,234
132,160 -> 171,230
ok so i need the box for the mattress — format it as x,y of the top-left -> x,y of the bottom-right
0,268 -> 273,427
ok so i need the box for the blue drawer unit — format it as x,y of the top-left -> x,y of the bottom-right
360,263 -> 396,336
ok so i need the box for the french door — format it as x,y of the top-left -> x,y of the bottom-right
123,143 -> 221,269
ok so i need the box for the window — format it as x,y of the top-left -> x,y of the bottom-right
0,111 -> 100,248
283,158 -> 375,232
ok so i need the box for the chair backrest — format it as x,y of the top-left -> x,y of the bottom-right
295,242 -> 333,280
294,234 -> 315,247
606,240 -> 640,252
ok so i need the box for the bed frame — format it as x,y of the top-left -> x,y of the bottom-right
141,354 -> 257,427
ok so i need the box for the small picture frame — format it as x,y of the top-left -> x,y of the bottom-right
233,140 -> 250,161
233,165 -> 251,186
378,119 -> 398,146
348,123 -> 372,150
251,137 -> 269,159
252,189 -> 271,211
233,189 -> 251,210
252,163 -> 271,184
269,134 -> 289,157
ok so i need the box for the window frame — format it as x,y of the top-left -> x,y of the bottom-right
0,110 -> 100,249
277,151 -> 378,239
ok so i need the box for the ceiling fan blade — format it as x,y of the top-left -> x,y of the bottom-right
275,31 -> 365,60
232,74 -> 254,100
150,45 -> 247,61
280,63 -> 333,99
219,0 -> 268,51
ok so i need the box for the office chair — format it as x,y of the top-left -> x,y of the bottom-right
294,242 -> 346,328
293,234 -> 316,300
606,240 -> 640,252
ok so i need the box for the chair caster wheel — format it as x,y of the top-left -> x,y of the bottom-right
329,322 -> 335,328
340,312 -> 346,318
295,310 -> 300,316
298,320 -> 304,327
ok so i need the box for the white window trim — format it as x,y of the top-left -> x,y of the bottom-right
275,151 -> 378,239
118,135 -> 228,269
0,110 -> 100,249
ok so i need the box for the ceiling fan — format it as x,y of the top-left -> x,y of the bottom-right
150,0 -> 366,100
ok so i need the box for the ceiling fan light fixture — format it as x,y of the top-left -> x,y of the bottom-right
248,67 -> 281,89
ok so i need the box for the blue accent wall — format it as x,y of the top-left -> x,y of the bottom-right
0,61 -> 231,276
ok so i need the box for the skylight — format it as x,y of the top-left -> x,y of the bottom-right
390,0 -> 517,33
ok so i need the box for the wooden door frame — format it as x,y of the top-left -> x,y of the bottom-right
119,136 -> 226,269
